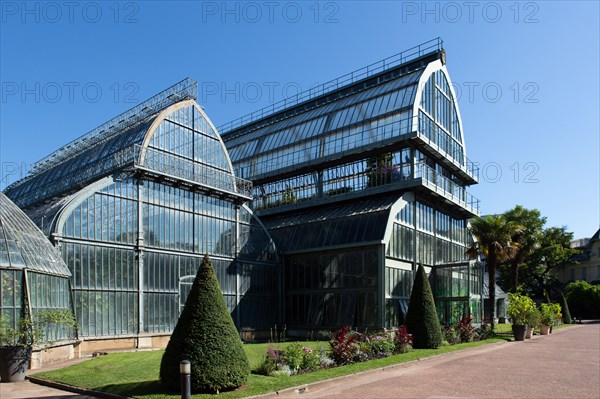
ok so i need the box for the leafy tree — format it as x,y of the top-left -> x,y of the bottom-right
405,264 -> 443,349
502,205 -> 546,293
160,254 -> 250,393
467,215 -> 521,331
565,281 -> 600,319
524,227 -> 579,299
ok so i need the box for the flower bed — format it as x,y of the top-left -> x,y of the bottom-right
257,326 -> 413,376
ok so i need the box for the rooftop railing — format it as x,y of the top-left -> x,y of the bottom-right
29,78 -> 198,177
9,144 -> 252,208
219,38 -> 443,133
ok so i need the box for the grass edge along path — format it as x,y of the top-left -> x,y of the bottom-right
31,337 -> 514,399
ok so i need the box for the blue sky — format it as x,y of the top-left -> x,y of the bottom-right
1,1 -> 598,239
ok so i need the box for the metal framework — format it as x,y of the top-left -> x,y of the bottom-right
29,78 -> 198,177
10,143 -> 252,208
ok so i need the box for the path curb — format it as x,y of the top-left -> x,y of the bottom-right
27,376 -> 131,399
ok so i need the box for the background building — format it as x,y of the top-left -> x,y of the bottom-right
557,229 -> 600,284
220,38 -> 483,331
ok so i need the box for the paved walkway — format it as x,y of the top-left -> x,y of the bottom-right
265,323 -> 600,399
0,357 -> 101,399
0,380 -> 101,399
1,323 -> 598,399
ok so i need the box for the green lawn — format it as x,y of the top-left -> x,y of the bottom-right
32,338 -> 506,399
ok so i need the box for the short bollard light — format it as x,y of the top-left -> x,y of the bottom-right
180,360 -> 191,399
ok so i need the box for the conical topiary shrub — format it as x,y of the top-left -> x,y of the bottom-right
405,264 -> 443,349
160,254 -> 250,393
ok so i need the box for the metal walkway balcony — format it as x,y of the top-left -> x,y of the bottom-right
11,144 -> 252,208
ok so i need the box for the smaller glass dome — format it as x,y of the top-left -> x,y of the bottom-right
0,193 -> 70,277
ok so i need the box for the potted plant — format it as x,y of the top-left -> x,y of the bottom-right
507,293 -> 535,341
0,310 -> 76,382
539,303 -> 562,335
526,307 -> 541,338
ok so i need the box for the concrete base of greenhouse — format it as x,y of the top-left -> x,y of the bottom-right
30,341 -> 81,370
29,334 -> 172,369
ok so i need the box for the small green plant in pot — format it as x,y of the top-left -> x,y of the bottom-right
527,307 -> 541,337
539,303 -> 561,335
507,293 -> 535,341
0,310 -> 77,383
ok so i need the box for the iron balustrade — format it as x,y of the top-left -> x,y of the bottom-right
11,144 -> 252,208
252,153 -> 479,215
10,145 -> 141,208
219,38 -> 443,133
415,163 -> 480,215
135,145 -> 253,199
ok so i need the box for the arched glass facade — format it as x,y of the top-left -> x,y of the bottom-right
5,81 -> 279,342
58,177 -> 277,337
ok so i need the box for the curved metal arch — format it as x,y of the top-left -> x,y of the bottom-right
139,100 -> 237,176
382,192 -> 415,246
53,176 -> 117,237
411,60 -> 467,152
240,203 -> 279,262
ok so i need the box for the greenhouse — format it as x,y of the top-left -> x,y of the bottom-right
220,38 -> 483,329
4,38 -> 483,353
0,192 -> 72,339
4,80 -> 279,351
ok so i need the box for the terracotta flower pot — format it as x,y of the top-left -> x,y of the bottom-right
525,326 -> 533,339
540,325 -> 551,335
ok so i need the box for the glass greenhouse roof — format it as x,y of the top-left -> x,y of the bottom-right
262,195 -> 399,253
5,78 -> 251,209
224,69 -> 423,164
0,193 -> 71,277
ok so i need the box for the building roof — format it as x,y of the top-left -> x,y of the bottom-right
4,78 -> 251,211
0,193 -> 71,277
4,79 -> 197,209
262,194 -> 399,253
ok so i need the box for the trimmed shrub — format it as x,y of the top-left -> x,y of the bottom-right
405,265 -> 443,349
160,254 -> 250,393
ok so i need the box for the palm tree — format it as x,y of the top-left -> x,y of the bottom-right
503,206 -> 546,293
467,215 -> 522,331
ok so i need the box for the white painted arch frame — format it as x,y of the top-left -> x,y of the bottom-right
139,99 -> 237,177
411,60 -> 467,153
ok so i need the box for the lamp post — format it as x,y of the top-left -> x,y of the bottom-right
180,360 -> 191,399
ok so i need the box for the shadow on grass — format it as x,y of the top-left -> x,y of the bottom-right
96,380 -> 168,397
491,333 -> 514,341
